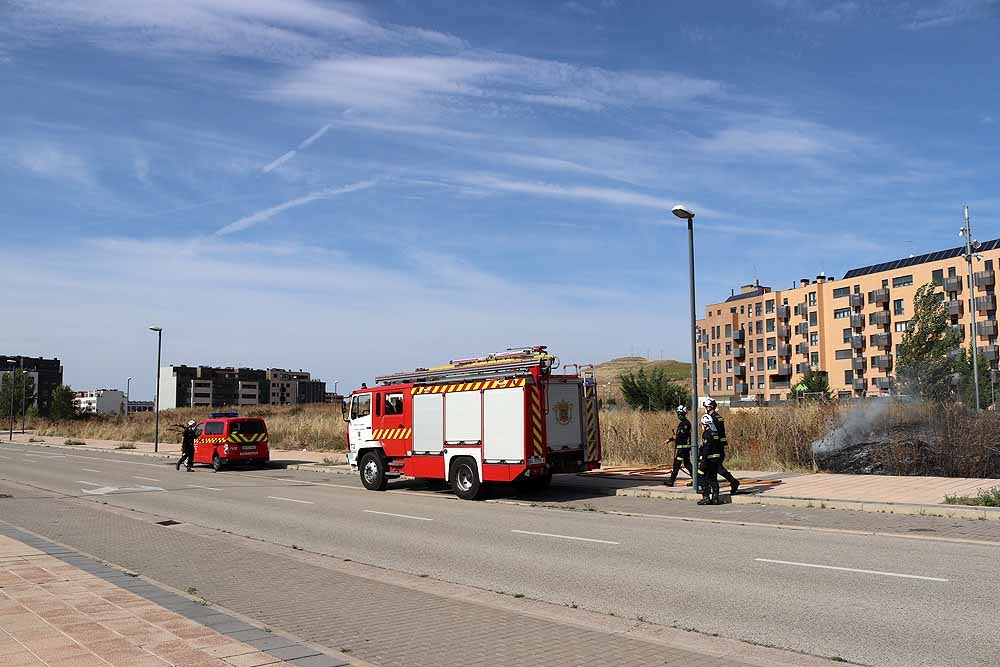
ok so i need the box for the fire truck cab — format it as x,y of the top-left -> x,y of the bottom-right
344,347 -> 600,500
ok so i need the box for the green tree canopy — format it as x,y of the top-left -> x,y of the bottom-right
794,369 -> 831,399
49,385 -> 76,420
896,283 -> 961,401
619,367 -> 690,412
957,344 -> 991,409
0,370 -> 36,417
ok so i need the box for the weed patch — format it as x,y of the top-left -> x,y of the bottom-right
944,486 -> 1000,507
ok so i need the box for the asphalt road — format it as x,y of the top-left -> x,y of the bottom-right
1,441 -> 997,667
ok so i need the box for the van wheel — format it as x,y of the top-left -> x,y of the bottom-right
253,458 -> 268,469
212,453 -> 223,472
360,452 -> 388,491
451,459 -> 482,500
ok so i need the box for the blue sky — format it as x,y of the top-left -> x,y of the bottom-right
2,0 -> 999,398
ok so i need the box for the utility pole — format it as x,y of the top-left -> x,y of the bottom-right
6,359 -> 15,442
961,206 -> 981,411
19,357 -> 26,434
673,204 -> 700,494
149,327 -> 163,452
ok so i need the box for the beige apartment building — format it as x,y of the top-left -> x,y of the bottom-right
697,239 -> 1000,402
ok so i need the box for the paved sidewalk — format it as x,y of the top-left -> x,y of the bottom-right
0,527 -> 349,667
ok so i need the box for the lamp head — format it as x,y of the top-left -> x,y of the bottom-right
148,326 -> 162,332
672,205 -> 695,220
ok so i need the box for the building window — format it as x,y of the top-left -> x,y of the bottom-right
809,312 -> 818,326
740,305 -> 745,314
894,321 -> 911,332
756,321 -> 764,335
726,359 -> 733,371
835,349 -> 853,360
757,340 -> 764,353
893,299 -> 905,316
833,286 -> 851,298
767,357 -> 777,370
756,303 -> 763,316
757,375 -> 765,387
808,292 -> 817,307
726,378 -> 733,390
811,352 -> 819,365
725,324 -> 732,338
725,342 -> 732,355
766,318 -> 776,332
750,378 -> 755,389
810,332 -> 819,346
766,300 -> 775,313
834,308 -> 851,319
932,269 -> 944,286
843,328 -> 852,343
757,357 -> 764,371
766,337 -> 776,351
845,370 -> 854,384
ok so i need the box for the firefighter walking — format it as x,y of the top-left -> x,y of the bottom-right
176,419 -> 196,472
702,398 -> 740,496
664,405 -> 693,487
697,413 -> 721,504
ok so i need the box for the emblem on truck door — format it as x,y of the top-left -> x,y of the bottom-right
555,400 -> 573,425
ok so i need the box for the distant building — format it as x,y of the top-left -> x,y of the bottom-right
127,400 -> 154,414
0,356 -> 63,416
157,365 -> 326,410
73,390 -> 125,416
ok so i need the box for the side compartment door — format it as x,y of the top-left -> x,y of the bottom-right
482,387 -> 525,463
348,393 -> 373,449
412,393 -> 444,454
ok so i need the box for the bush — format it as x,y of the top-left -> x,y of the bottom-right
618,368 -> 689,412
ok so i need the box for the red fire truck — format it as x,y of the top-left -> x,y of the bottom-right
344,346 -> 601,499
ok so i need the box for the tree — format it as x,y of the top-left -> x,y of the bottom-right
0,370 -> 36,419
619,367 -> 690,411
794,369 -> 831,400
48,385 -> 76,420
896,283 -> 961,401
956,344 -> 991,409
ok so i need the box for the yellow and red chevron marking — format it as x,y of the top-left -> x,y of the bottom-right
227,433 -> 267,443
197,437 -> 227,444
527,385 -> 545,458
584,384 -> 599,462
411,378 -> 527,395
372,428 -> 413,440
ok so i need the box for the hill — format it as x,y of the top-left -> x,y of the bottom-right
591,357 -> 691,405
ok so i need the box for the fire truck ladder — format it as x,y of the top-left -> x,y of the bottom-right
375,347 -> 557,386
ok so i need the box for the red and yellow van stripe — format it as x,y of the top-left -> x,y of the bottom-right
227,433 -> 268,443
411,378 -> 526,395
372,428 -> 413,440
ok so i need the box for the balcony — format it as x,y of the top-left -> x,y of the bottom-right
950,324 -> 966,341
796,342 -> 809,356
853,379 -> 867,392
872,354 -> 893,370
733,329 -> 746,343
777,304 -> 791,320
799,305 -> 809,320
777,325 -> 791,339
874,377 -> 893,391
975,295 -> 997,313
870,310 -> 892,326
850,293 -> 864,308
871,288 -> 890,305
977,320 -> 998,338
734,364 -> 747,377
974,270 -> 996,288
947,300 -> 964,317
982,345 -> 999,362
735,382 -> 748,394
778,344 -> 792,358
796,362 -> 811,375
771,380 -> 791,390
795,322 -> 810,336
850,314 -> 866,329
852,357 -> 867,372
733,347 -> 746,360
773,364 -> 792,377
943,275 -> 963,293
851,335 -> 866,350
870,332 -> 892,349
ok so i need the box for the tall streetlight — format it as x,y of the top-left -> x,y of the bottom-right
5,359 -> 16,442
149,327 -> 162,452
125,377 -> 133,418
960,206 -> 981,411
672,204 -> 699,493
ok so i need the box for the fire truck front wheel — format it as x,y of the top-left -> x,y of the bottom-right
360,451 -> 388,491
450,458 -> 483,501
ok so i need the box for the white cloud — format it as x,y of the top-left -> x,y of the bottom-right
695,120 -> 868,158
214,179 -> 377,235
905,0 -> 998,29
454,173 -> 682,212
561,2 -> 597,16
13,142 -> 96,188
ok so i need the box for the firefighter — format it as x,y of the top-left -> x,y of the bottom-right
702,398 -> 740,496
664,405 -> 692,487
697,413 -> 721,505
176,420 -> 196,472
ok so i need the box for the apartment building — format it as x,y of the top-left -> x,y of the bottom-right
73,390 -> 125,416
157,365 -> 327,410
697,239 -> 1000,402
0,356 -> 64,416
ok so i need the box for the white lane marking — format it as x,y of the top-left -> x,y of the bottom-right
186,484 -> 222,491
81,469 -> 102,473
75,481 -> 103,487
511,530 -> 619,545
267,496 -> 314,505
755,558 -> 949,582
133,476 -> 160,482
363,510 -> 433,522
0,455 -> 10,460
82,485 -> 164,496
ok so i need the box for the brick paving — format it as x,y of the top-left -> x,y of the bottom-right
0,494 -> 781,667
0,530 -> 348,667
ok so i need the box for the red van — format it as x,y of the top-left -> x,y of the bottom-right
193,413 -> 270,471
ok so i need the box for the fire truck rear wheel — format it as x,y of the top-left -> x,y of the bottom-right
450,459 -> 482,501
360,451 -> 388,491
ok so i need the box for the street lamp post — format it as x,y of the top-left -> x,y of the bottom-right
960,206 -> 981,411
5,359 -> 16,442
19,357 -> 27,434
125,377 -> 132,418
149,327 -> 162,452
672,204 -> 699,494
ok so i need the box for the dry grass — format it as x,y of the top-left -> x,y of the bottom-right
30,403 -> 347,452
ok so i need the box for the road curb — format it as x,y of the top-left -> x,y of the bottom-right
567,480 -> 1000,521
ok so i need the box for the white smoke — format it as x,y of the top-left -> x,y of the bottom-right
810,400 -> 891,456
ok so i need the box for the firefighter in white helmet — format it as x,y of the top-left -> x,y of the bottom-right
176,419 -> 197,472
702,398 -> 740,496
664,405 -> 693,487
697,412 -> 721,504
